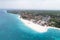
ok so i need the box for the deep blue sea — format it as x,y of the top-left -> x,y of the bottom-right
0,10 -> 60,40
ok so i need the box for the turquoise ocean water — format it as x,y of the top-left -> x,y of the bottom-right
0,10 -> 60,40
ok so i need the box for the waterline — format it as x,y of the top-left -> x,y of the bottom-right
18,15 -> 60,33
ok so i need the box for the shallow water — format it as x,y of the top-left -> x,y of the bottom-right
0,10 -> 60,40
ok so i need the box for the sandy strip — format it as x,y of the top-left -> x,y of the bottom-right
18,16 -> 60,33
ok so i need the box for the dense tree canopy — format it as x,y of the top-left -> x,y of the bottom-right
7,10 -> 60,28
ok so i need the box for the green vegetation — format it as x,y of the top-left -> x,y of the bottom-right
49,17 -> 60,28
7,10 -> 60,28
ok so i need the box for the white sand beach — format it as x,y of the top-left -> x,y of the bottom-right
18,16 -> 60,33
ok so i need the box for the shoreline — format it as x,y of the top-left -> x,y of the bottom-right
18,15 -> 60,33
